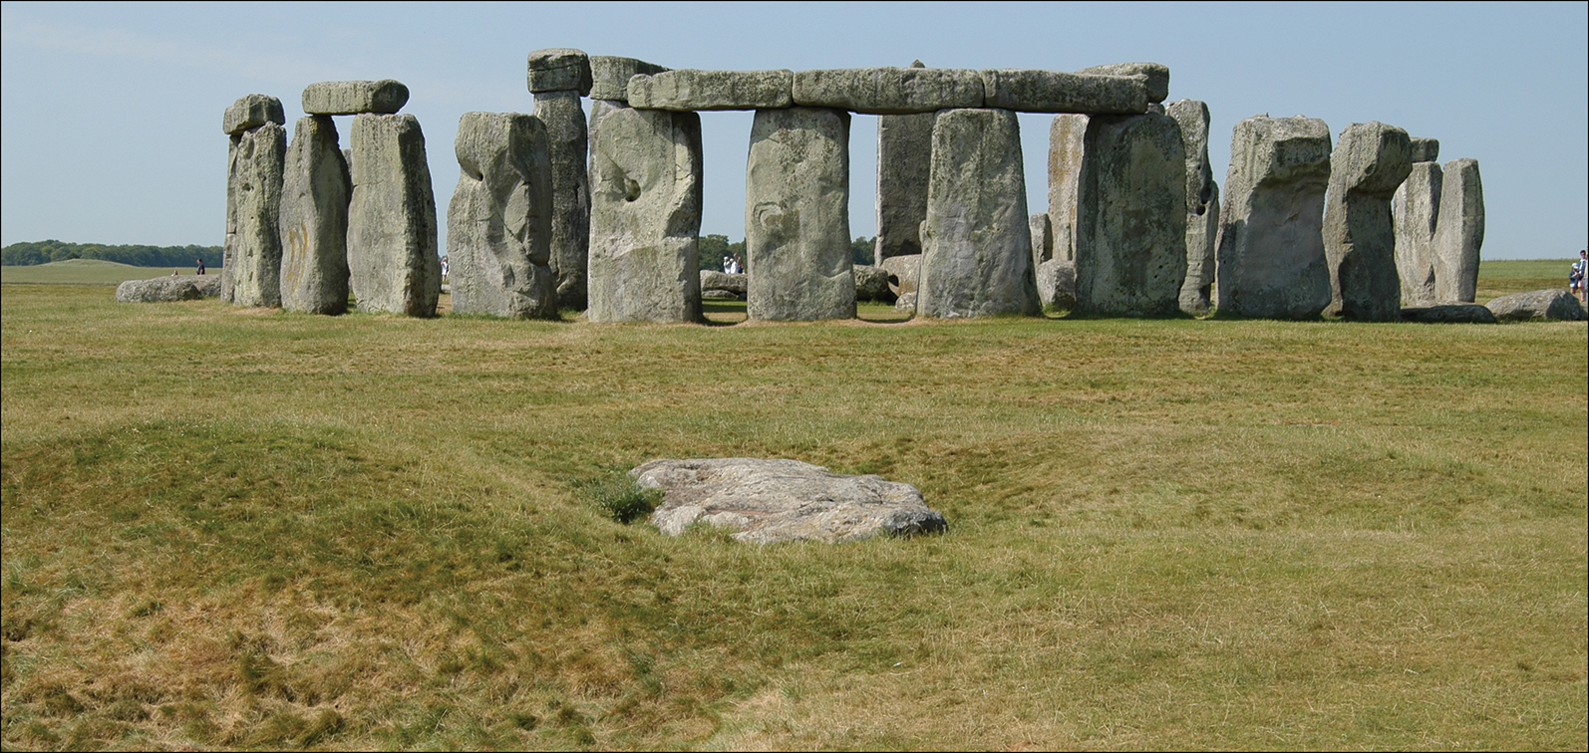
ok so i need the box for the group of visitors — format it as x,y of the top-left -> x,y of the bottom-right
722,254 -> 744,275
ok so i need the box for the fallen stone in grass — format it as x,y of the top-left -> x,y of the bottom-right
632,458 -> 946,544
853,264 -> 895,303
1399,303 -> 1496,323
1484,289 -> 1587,322
115,275 -> 220,302
699,270 -> 746,295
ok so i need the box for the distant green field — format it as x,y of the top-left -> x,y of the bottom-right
0,258 -> 206,285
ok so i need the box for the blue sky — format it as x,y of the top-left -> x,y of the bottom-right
2,1 -> 1584,260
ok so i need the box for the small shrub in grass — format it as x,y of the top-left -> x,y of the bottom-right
573,471 -> 662,524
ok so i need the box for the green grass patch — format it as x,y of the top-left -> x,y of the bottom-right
1,259 -> 206,285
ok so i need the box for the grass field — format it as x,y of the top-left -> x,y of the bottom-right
1,264 -> 1585,750
0,259 -> 206,286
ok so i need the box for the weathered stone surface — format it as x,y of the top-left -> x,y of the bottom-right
1214,116 -> 1334,318
223,122 -> 286,307
1393,161 -> 1442,305
301,80 -> 408,115
1409,137 -> 1440,163
280,116 -> 351,314
875,107 -> 935,261
1029,212 -> 1054,268
853,264 -> 894,302
587,100 -> 703,323
1167,100 -> 1218,315
535,90 -> 590,309
589,56 -> 668,101
634,458 -> 947,544
526,48 -> 592,95
702,288 -> 739,300
918,108 -> 1041,318
223,94 -> 284,135
894,290 -> 917,312
746,107 -> 855,321
447,112 -> 557,319
1046,114 -> 1087,264
1074,112 -> 1187,317
1400,303 -> 1496,323
1324,121 -> 1413,321
1075,62 -> 1170,103
629,69 -> 793,111
1036,258 -> 1077,310
1484,289 -> 1587,321
981,69 -> 1149,113
881,253 -> 920,297
794,67 -> 982,114
116,275 -> 210,303
347,113 -> 440,316
699,270 -> 747,295
1433,158 -> 1484,303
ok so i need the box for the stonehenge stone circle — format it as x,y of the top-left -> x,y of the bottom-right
1394,157 -> 1443,305
746,107 -> 856,321
629,69 -> 794,111
533,89 -> 591,309
589,55 -> 668,102
1485,289 -> 1587,322
586,100 -> 704,323
1433,158 -> 1484,303
1323,121 -> 1413,321
347,113 -> 441,316
1046,114 -> 1088,264
223,93 -> 285,135
280,115 -> 352,314
526,48 -> 593,95
981,69 -> 1150,113
224,119 -> 286,308
1075,62 -> 1171,103
1166,99 -> 1219,315
1074,111 -> 1187,317
301,80 -> 409,115
1214,116 -> 1334,319
794,66 -> 983,114
446,112 -> 557,320
918,108 -> 1041,318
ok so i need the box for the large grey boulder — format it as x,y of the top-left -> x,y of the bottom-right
535,89 -> 590,309
746,107 -> 855,321
1433,158 -> 1484,303
699,270 -> 747,295
874,75 -> 935,263
1323,122 -> 1413,321
628,69 -> 793,111
1074,111 -> 1187,317
793,67 -> 982,114
1046,114 -> 1088,264
589,56 -> 668,102
981,69 -> 1149,113
1394,161 -> 1443,305
347,113 -> 440,317
586,100 -> 704,323
918,108 -> 1041,318
222,94 -> 285,135
881,253 -> 921,297
116,275 -> 210,303
526,48 -> 592,95
1400,303 -> 1496,323
301,80 -> 408,115
633,458 -> 947,544
1074,62 -> 1170,103
223,121 -> 286,308
446,112 -> 557,320
1484,289 -> 1587,321
853,264 -> 894,302
1166,99 -> 1219,315
1214,116 -> 1334,319
1036,258 -> 1077,310
280,116 -> 351,314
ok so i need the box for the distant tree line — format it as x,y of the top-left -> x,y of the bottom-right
696,234 -> 875,272
1,240 -> 223,268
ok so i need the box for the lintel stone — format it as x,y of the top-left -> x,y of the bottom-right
792,67 -> 983,114
1075,62 -> 1170,103
527,48 -> 593,95
301,80 -> 409,116
980,70 -> 1148,114
628,69 -> 793,111
223,94 -> 285,135
589,55 -> 669,101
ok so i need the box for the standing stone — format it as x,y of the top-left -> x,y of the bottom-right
918,108 -> 1040,318
447,112 -> 557,319
586,101 -> 704,323
1046,114 -> 1088,263
1074,111 -> 1187,317
746,107 -> 855,321
1035,259 -> 1077,311
1214,116 -> 1334,319
224,122 -> 287,307
347,113 -> 440,316
1433,158 -> 1484,303
533,90 -> 590,310
875,62 -> 935,264
1166,100 -> 1219,315
1029,212 -> 1054,268
1323,122 -> 1413,321
280,116 -> 351,314
1394,141 -> 1442,305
